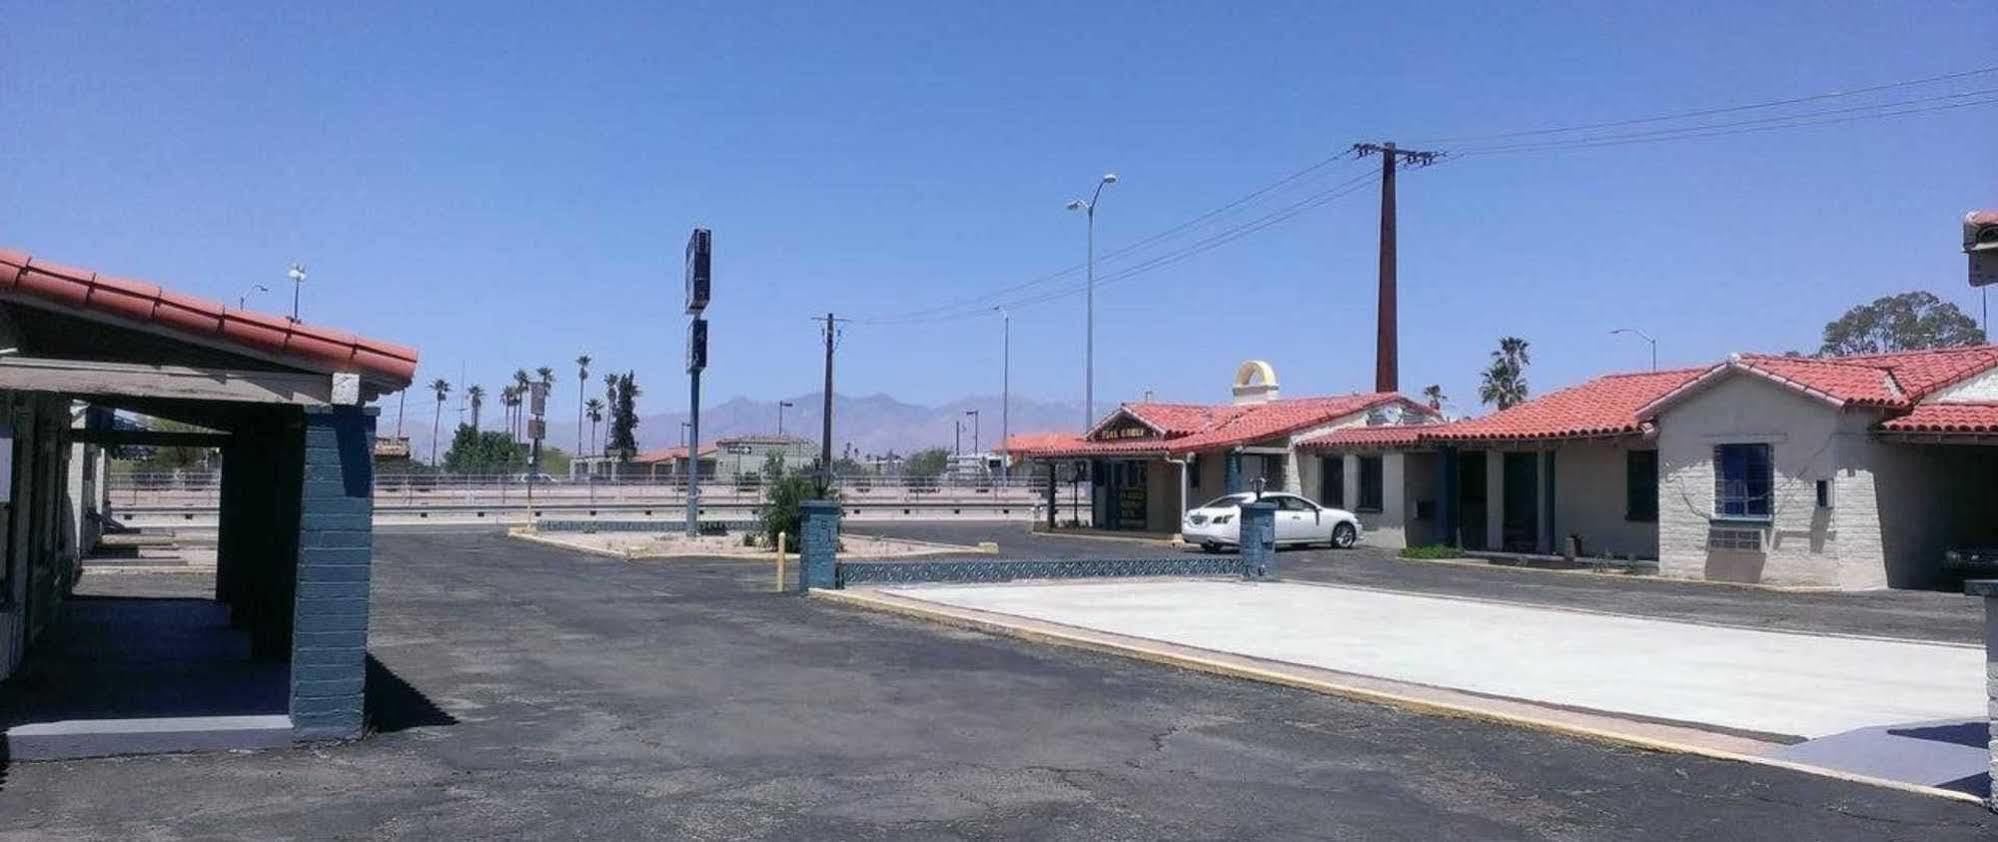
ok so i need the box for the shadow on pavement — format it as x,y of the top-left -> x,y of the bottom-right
1888,721 -> 1988,748
365,654 -> 457,734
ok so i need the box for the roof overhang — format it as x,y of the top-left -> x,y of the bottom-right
1634,359 -> 1850,420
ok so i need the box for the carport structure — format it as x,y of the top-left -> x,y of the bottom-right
0,248 -> 417,755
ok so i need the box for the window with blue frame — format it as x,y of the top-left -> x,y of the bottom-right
1712,443 -> 1772,519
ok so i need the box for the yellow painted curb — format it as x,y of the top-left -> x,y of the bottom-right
811,587 -> 1987,807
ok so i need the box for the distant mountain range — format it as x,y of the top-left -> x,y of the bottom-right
405,392 -> 1085,461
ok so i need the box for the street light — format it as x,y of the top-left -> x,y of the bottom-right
1067,172 -> 1117,429
778,400 -> 794,436
286,264 -> 307,322
964,409 -> 981,462
994,306 -> 1009,481
238,283 -> 269,310
1609,328 -> 1657,371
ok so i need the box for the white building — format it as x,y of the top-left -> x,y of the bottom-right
1306,346 -> 1998,589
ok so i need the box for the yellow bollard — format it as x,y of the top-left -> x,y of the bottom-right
775,531 -> 787,591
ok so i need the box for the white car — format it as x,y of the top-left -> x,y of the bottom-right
1181,492 -> 1361,551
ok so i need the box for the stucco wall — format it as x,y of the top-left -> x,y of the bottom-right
1552,441 -> 1661,560
1655,374 -> 1868,587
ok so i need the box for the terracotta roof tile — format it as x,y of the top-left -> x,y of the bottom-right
1427,368 -> 1704,443
1878,402 -> 1998,434
1009,393 -> 1430,457
1297,425 -> 1429,449
0,247 -> 418,387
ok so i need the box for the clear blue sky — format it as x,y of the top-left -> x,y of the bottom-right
5,2 -> 1994,432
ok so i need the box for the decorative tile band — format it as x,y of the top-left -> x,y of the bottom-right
837,557 -> 1245,586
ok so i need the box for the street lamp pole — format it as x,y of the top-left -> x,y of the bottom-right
286,264 -> 306,322
1067,173 -> 1117,429
238,283 -> 269,310
1610,328 -> 1657,371
995,306 -> 1009,480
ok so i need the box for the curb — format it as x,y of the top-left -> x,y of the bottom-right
811,587 -> 1987,808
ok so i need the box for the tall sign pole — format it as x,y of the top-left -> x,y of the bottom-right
526,380 -> 548,524
813,313 -> 848,497
685,228 -> 712,536
1352,143 -> 1442,393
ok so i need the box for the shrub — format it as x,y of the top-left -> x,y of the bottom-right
1398,544 -> 1460,560
760,474 -> 838,545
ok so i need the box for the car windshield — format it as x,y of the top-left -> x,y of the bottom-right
1197,495 -> 1249,509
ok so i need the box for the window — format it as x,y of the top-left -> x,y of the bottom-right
1815,479 -> 1832,509
1270,495 -> 1312,511
1320,456 -> 1345,508
1187,455 -> 1200,490
1357,455 -> 1384,512
1713,443 -> 1772,519
1625,450 -> 1658,522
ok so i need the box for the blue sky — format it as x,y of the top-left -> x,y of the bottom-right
4,1 -> 1994,433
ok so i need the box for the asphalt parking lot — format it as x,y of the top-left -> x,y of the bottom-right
852,521 -> 1987,644
1,529 -> 1992,839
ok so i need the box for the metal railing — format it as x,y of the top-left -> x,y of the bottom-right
105,470 -> 1080,510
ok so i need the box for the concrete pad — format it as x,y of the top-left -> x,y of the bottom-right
6,714 -> 294,760
881,580 -> 1985,741
1771,719 -> 1994,796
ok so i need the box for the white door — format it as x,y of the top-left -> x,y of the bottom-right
1271,495 -> 1313,544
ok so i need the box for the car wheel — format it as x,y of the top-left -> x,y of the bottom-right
1200,541 -> 1221,553
1331,522 -> 1357,549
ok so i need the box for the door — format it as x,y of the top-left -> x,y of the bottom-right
1271,495 -> 1315,544
1502,452 -> 1539,552
1319,457 -> 1344,509
1457,451 -> 1488,550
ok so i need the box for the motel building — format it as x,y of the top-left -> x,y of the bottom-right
1004,361 -> 1442,534
1304,346 -> 1998,590
0,247 -> 416,757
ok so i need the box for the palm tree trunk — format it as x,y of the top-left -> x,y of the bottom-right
431,399 -> 443,466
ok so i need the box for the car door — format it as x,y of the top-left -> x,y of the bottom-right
1270,495 -> 1311,544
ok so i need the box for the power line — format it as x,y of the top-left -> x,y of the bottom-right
855,149 -> 1365,324
1412,63 -> 1998,144
1456,92 -> 1998,157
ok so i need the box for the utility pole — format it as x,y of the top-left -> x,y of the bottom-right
813,313 -> 849,497
995,306 -> 1009,481
1352,143 -> 1443,393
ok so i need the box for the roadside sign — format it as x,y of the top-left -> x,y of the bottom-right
687,318 -> 708,373
527,418 -> 546,441
686,228 -> 711,314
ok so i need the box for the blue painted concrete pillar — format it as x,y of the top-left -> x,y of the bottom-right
290,406 -> 376,742
1239,500 -> 1277,580
799,499 -> 841,591
1224,451 -> 1243,494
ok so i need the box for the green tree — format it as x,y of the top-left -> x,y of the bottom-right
607,371 -> 642,461
467,385 -> 486,432
428,378 -> 451,465
904,447 -> 950,478
1420,384 -> 1445,411
1478,336 -> 1530,409
584,398 -> 605,455
1819,291 -> 1986,356
761,451 -> 787,481
574,353 -> 591,455
442,425 -> 526,474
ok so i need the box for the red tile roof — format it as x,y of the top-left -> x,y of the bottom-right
1297,425 -> 1430,450
1007,393 -> 1429,458
1644,347 -> 1998,415
0,247 -> 418,387
1878,403 -> 1998,434
1422,368 -> 1704,444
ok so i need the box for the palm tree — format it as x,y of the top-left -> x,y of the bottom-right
1479,336 -> 1532,409
428,378 -> 451,466
1420,384 -> 1445,412
467,385 -> 486,431
575,354 -> 592,455
584,398 -> 605,456
512,369 -> 533,442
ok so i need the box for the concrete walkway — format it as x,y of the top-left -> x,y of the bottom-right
881,580 -> 1985,742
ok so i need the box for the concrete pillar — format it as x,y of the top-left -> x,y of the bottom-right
799,499 -> 841,591
1538,450 -> 1557,555
1224,451 -> 1243,494
1969,580 -> 1998,810
1436,447 -> 1459,547
290,406 -> 376,742
1484,451 -> 1504,551
1239,501 -> 1277,580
